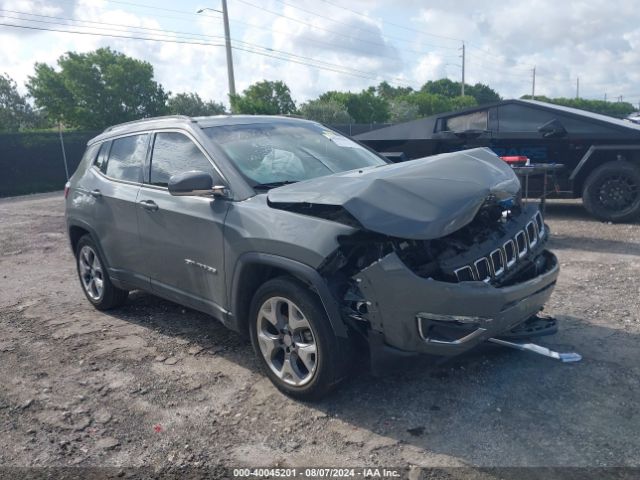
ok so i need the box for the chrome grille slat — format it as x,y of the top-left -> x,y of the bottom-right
526,221 -> 538,248
503,239 -> 517,268
452,212 -> 542,283
490,248 -> 505,276
515,230 -> 528,258
534,211 -> 545,238
474,258 -> 491,283
454,265 -> 475,282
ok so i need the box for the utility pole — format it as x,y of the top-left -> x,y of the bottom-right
197,1 -> 236,110
221,0 -> 236,100
604,93 -> 607,102
576,77 -> 579,99
531,66 -> 536,99
460,41 -> 465,96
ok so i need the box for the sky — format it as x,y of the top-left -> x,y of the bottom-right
1,0 -> 640,109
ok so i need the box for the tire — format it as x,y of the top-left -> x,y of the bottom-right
249,277 -> 350,400
75,235 -> 128,310
582,160 -> 640,222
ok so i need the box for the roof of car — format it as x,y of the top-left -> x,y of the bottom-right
89,114 -> 317,145
354,98 -> 640,141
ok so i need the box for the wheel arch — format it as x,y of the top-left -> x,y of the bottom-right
67,220 -> 113,273
570,145 -> 640,196
229,252 -> 348,339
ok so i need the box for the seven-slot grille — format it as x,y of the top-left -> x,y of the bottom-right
454,211 -> 545,283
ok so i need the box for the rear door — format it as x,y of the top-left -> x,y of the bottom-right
136,130 -> 230,318
88,133 -> 149,286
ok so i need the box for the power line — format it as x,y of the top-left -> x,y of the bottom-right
0,20 -> 411,86
51,0 -> 452,66
0,21 -> 224,47
0,11 -> 410,84
270,0 -> 460,52
315,0 -> 462,42
234,0 -> 458,57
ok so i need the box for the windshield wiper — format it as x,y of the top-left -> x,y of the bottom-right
253,180 -> 299,190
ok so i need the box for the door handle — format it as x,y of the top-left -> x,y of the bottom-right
139,200 -> 159,211
90,189 -> 102,198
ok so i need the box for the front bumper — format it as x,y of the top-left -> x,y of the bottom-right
355,249 -> 559,357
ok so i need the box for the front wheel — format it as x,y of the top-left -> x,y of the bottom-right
249,277 -> 350,400
582,160 -> 640,222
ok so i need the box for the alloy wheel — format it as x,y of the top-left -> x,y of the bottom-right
597,174 -> 639,211
256,296 -> 318,386
78,245 -> 104,302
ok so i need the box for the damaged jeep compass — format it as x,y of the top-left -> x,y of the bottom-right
65,115 -> 560,399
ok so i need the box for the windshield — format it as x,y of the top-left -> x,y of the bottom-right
202,121 -> 387,187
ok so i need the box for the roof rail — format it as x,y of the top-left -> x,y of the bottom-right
102,115 -> 193,133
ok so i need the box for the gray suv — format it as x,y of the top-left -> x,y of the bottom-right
65,115 -> 560,399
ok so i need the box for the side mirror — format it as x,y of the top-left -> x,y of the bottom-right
538,119 -> 567,138
168,170 -> 228,197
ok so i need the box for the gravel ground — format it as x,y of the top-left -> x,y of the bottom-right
0,192 -> 639,476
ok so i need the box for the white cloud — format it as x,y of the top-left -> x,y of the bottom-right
1,0 -> 639,107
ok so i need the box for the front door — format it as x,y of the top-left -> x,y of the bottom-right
136,131 -> 229,318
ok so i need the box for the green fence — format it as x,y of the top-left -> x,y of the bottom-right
0,124 -> 391,198
0,130 -> 99,197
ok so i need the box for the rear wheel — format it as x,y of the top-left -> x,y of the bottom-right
76,235 -> 128,310
249,277 -> 350,400
582,160 -> 640,222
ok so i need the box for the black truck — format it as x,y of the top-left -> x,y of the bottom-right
355,99 -> 640,222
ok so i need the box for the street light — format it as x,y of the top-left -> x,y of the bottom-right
197,1 -> 236,109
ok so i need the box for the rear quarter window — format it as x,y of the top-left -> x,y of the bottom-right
445,111 -> 488,131
104,134 -> 148,183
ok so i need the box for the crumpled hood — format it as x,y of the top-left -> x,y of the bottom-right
267,147 -> 521,240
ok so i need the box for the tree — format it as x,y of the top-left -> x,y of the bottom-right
298,99 -> 353,124
420,78 -> 500,105
26,48 -> 169,129
521,95 -> 636,119
230,80 -> 296,115
465,83 -> 501,104
420,78 -> 461,98
376,81 -> 413,100
167,92 -> 226,116
319,90 -> 389,123
448,95 -> 479,111
388,99 -> 420,123
400,92 -> 451,117
0,73 -> 50,131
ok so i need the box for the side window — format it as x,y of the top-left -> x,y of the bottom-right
497,105 -> 556,132
81,143 -> 100,168
94,141 -> 111,173
149,132 -> 214,187
104,134 -> 148,182
445,110 -> 488,131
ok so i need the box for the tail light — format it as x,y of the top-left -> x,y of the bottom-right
64,182 -> 70,199
500,155 -> 530,166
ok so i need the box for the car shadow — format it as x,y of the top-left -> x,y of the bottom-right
104,293 -> 640,467
105,290 -> 257,370
541,200 -> 595,221
314,314 -> 640,467
549,234 -> 640,256
543,200 -> 640,224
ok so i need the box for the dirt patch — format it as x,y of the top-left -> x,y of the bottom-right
0,193 -> 639,472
